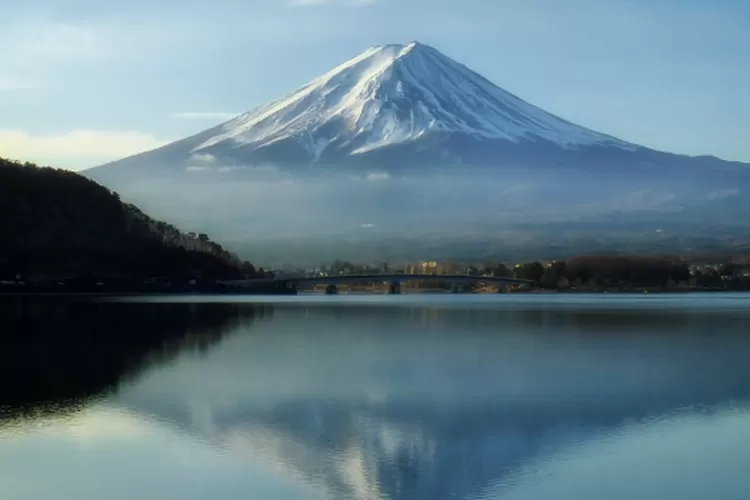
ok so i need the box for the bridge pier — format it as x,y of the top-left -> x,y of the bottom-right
325,284 -> 339,295
388,282 -> 401,295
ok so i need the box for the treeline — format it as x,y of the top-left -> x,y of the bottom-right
0,158 -> 259,283
546,256 -> 689,288
314,256 -> 716,290
506,256 -> 746,290
401,258 -> 695,290
399,256 -> 745,291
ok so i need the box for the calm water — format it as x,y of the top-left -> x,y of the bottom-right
2,293 -> 750,500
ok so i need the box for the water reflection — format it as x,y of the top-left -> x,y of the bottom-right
118,302 -> 750,500
0,298 -> 270,418
2,296 -> 750,500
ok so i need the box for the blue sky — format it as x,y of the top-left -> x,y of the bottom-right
1,0 -> 748,169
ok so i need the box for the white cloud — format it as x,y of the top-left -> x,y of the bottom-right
217,165 -> 248,173
0,129 -> 167,170
189,153 -> 218,163
705,188 -> 739,201
173,112 -> 239,121
365,171 -> 391,181
184,161 -> 279,174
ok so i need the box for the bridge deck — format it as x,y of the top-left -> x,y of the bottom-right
220,274 -> 534,287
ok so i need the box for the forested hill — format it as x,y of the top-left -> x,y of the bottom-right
0,158 -> 258,283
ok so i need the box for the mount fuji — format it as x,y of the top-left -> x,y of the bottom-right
87,42 -> 750,264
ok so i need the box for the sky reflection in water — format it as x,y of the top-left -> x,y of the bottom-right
2,294 -> 750,500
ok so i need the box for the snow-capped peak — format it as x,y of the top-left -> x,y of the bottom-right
194,41 -> 631,161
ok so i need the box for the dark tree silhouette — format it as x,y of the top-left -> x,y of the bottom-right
0,157 -> 260,284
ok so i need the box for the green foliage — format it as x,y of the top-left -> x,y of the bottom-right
0,158 -> 257,282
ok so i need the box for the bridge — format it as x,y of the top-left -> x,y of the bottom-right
218,274 -> 535,295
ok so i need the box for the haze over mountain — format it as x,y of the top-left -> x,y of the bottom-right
86,42 -> 750,265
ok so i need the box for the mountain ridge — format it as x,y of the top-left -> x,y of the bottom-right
89,41 -> 648,176
195,41 -> 633,155
84,42 -> 750,265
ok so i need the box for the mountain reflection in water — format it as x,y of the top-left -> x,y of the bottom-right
0,298 -> 270,415
2,295 -> 750,500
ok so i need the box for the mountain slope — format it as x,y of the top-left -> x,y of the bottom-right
0,157 -> 255,282
84,42 -> 750,264
90,41 -> 641,177
196,42 -> 632,157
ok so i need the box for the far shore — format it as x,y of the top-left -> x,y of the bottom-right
5,288 -> 734,298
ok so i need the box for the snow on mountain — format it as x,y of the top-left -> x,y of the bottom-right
189,41 -> 633,163
84,41 -> 750,264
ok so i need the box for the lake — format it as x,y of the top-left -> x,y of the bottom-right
2,293 -> 750,500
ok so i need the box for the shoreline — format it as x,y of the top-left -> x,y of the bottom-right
1,288 -> 743,298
